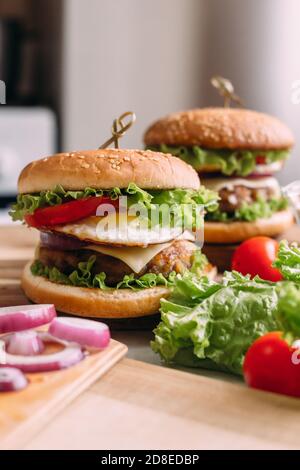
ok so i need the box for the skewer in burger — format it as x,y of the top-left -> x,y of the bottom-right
11,149 -> 218,318
144,108 -> 295,269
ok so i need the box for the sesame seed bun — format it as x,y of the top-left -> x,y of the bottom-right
204,209 -> 294,244
18,149 -> 200,194
21,261 -> 217,319
144,108 -> 294,150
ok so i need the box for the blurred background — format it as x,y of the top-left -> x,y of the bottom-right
0,0 -> 299,208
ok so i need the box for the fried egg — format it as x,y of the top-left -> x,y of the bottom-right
52,214 -> 189,246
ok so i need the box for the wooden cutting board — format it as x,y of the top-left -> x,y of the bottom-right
0,226 -> 128,450
0,339 -> 127,450
20,358 -> 300,450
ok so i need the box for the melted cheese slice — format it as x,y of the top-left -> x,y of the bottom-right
83,241 -> 173,273
202,176 -> 281,197
53,214 -> 184,246
82,230 -> 195,273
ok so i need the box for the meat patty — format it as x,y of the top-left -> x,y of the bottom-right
219,185 -> 276,214
37,240 -> 199,286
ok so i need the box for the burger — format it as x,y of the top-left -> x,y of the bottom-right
144,108 -> 293,178
144,108 -> 295,268
11,149 -> 218,319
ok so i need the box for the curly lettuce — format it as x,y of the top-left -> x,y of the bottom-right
152,271 -> 280,375
148,145 -> 289,177
206,197 -> 288,222
152,242 -> 300,375
273,240 -> 300,282
31,256 -> 174,290
31,248 -> 208,291
9,183 -> 219,231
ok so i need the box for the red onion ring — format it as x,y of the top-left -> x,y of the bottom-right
0,304 -> 56,334
0,367 -> 28,392
6,330 -> 45,356
40,232 -> 87,251
0,335 -> 84,373
49,317 -> 110,349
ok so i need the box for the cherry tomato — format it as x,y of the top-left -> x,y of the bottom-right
243,332 -> 300,398
25,196 -> 118,228
231,236 -> 283,282
255,155 -> 267,165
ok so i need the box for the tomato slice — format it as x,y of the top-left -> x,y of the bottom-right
243,332 -> 300,397
231,236 -> 283,282
25,196 -> 118,228
256,155 -> 267,165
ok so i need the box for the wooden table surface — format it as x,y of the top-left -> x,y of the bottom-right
2,224 -> 300,450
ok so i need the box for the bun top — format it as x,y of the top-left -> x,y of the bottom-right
18,148 -> 200,194
144,108 -> 294,150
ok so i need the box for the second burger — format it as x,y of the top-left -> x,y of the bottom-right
11,149 -> 218,319
144,108 -> 295,267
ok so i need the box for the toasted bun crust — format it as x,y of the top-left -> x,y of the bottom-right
18,149 -> 200,194
204,209 -> 294,244
21,261 -> 216,318
144,108 -> 294,150
21,262 -> 170,318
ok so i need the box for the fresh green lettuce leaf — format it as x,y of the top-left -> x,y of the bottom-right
9,184 -> 219,230
30,248 -> 208,291
152,271 -> 280,375
148,145 -> 289,177
31,256 -> 175,290
273,240 -> 300,282
276,282 -> 300,339
206,197 -> 288,222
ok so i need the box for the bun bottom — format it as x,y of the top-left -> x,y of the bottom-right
204,209 -> 294,244
21,262 -> 169,319
21,262 -> 217,319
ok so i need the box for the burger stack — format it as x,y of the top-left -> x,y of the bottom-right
144,108 -> 295,270
11,148 -> 218,320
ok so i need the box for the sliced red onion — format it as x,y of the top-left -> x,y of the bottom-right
49,317 -> 110,349
40,231 -> 87,251
0,335 -> 84,372
0,367 -> 28,392
6,330 -> 45,356
0,304 -> 56,334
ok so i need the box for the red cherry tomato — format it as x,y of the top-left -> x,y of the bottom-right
25,196 -> 118,228
231,236 -> 283,282
243,332 -> 300,397
255,155 -> 267,165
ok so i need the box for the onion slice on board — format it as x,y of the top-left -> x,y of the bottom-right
49,317 -> 110,349
0,304 -> 56,334
0,367 -> 28,392
0,335 -> 84,373
6,330 -> 45,356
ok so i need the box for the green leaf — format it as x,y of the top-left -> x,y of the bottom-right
153,271 -> 280,375
9,184 -> 219,231
149,145 -> 289,177
206,197 -> 288,222
30,257 -> 177,291
273,240 -> 300,282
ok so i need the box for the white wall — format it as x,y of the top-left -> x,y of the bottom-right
199,0 -> 300,185
61,0 -> 205,151
61,0 -> 300,185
